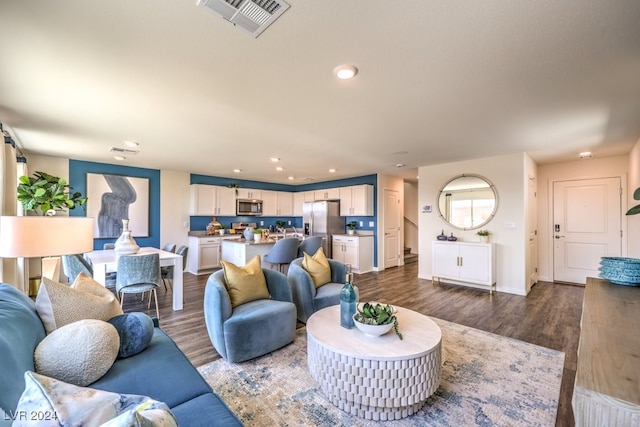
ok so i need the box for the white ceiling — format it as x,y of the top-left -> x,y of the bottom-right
1,0 -> 640,185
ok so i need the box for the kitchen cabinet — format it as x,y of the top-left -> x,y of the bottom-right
332,234 -> 374,273
236,188 -> 262,199
262,190 -> 293,216
189,184 -> 235,216
293,191 -> 315,216
432,241 -> 496,294
339,185 -> 374,216
314,188 -> 340,201
188,235 -> 221,274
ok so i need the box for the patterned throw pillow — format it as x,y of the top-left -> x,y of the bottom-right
36,273 -> 123,334
302,247 -> 332,288
108,312 -> 155,358
220,255 -> 271,308
13,371 -> 177,427
34,319 -> 120,386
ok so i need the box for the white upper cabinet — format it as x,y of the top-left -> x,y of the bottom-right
339,185 -> 373,216
262,190 -> 293,216
190,185 -> 236,216
293,191 -> 314,216
314,188 -> 340,200
236,188 -> 262,199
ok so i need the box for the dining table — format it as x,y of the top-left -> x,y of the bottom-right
85,247 -> 184,311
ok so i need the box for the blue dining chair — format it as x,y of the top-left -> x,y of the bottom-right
162,245 -> 188,291
263,237 -> 299,273
116,253 -> 162,319
297,236 -> 323,258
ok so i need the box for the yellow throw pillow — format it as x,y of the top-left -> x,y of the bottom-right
36,275 -> 123,335
220,255 -> 271,308
302,247 -> 332,288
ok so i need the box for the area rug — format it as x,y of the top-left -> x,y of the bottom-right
198,318 -> 564,427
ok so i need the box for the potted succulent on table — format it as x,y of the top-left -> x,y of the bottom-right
476,229 -> 491,243
346,221 -> 357,235
353,302 -> 403,340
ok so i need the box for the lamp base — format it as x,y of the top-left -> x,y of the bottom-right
41,256 -> 61,282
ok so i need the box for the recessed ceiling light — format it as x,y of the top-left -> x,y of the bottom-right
288,176 -> 294,180
396,163 -> 406,168
329,168 -> 336,173
333,64 -> 358,80
124,140 -> 139,148
270,157 -> 280,162
114,155 -> 126,161
233,169 -> 242,173
276,166 -> 284,171
579,151 -> 592,159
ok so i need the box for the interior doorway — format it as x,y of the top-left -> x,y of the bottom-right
383,189 -> 400,269
552,177 -> 621,284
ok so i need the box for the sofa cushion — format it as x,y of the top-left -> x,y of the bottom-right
171,392 -> 243,427
14,371 -> 176,427
302,247 -> 331,288
34,319 -> 120,386
36,275 -> 122,334
220,255 -> 270,308
108,312 -> 155,358
0,284 -> 46,417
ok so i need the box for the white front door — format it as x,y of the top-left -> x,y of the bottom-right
383,189 -> 400,268
553,177 -> 621,284
527,176 -> 538,292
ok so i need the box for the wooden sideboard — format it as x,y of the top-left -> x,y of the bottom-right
572,277 -> 640,426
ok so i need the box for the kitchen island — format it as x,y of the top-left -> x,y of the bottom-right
220,238 -> 277,267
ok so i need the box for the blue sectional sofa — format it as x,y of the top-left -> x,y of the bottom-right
0,284 -> 242,426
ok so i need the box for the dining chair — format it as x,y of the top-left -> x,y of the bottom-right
103,243 -> 115,250
162,243 -> 177,253
161,245 -> 188,291
297,236 -> 323,258
116,253 -> 162,319
263,237 -> 299,274
61,254 -> 93,283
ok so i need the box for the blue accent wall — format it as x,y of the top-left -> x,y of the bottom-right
69,160 -> 161,250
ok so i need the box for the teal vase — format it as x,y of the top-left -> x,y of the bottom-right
340,265 -> 357,329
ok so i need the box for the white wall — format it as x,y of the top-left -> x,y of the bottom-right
418,153 -> 528,295
537,155 -> 628,281
160,170 -> 190,251
376,174 -> 404,270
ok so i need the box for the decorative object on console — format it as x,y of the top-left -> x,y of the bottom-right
437,230 -> 448,241
598,257 -> 640,286
0,216 -> 94,281
476,229 -> 491,243
447,233 -> 458,241
114,219 -> 139,255
353,302 -> 402,339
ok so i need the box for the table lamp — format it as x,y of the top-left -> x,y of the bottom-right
0,216 -> 94,281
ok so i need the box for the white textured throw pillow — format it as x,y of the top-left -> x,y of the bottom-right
34,319 -> 120,386
13,371 -> 177,427
36,274 -> 122,334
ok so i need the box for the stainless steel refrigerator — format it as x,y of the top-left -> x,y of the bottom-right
302,200 -> 344,258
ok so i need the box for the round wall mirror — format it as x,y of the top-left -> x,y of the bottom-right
437,174 -> 498,230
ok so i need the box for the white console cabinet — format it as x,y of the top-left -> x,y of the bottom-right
432,241 -> 496,294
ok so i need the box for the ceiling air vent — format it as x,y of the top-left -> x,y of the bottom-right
110,147 -> 139,155
197,0 -> 290,38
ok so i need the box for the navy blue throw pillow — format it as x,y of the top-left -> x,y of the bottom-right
107,312 -> 154,358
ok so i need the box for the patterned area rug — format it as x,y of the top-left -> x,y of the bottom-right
198,318 -> 564,426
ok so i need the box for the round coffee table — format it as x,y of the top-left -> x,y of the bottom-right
306,305 -> 442,421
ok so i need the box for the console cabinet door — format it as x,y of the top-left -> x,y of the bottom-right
459,244 -> 491,283
432,242 -> 461,278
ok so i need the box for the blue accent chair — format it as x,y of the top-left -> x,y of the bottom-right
204,268 -> 297,363
287,257 -> 347,323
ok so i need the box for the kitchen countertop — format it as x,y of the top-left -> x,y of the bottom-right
223,238 -> 278,246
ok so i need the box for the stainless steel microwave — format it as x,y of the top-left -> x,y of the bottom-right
236,199 -> 263,216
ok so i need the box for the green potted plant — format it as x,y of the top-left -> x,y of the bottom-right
17,171 -> 87,215
227,183 -> 240,196
353,302 -> 402,340
253,228 -> 263,242
346,221 -> 357,235
476,229 -> 491,243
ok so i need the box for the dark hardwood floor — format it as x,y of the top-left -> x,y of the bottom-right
122,262 -> 583,427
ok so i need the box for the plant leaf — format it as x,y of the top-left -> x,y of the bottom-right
634,187 -> 640,201
626,204 -> 640,216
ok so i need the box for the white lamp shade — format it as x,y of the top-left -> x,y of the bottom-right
0,216 -> 94,258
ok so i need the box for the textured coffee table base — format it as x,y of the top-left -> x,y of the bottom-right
308,332 -> 442,421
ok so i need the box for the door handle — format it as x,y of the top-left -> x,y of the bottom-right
554,235 -> 565,239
